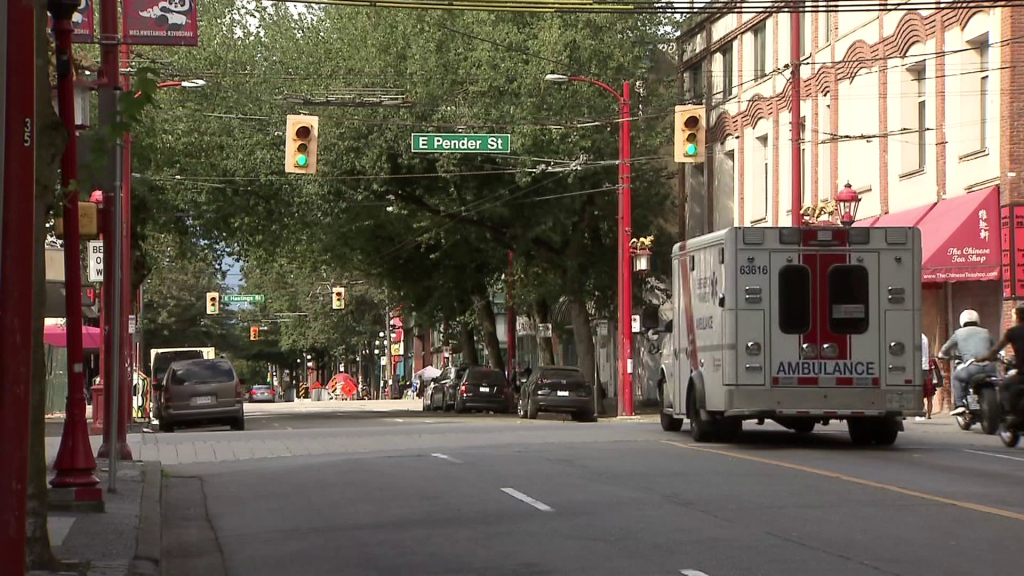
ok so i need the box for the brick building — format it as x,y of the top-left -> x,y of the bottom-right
676,3 -> 1024,371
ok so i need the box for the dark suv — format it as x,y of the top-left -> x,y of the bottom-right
517,366 -> 595,422
445,366 -> 510,414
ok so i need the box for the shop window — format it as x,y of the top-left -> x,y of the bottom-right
828,265 -> 870,334
779,265 -> 811,334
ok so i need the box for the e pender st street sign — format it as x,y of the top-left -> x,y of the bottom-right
411,133 -> 511,154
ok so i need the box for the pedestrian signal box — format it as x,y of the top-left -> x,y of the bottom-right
250,326 -> 259,341
674,105 -> 705,163
332,287 -> 345,310
285,114 -> 319,174
206,291 -> 220,315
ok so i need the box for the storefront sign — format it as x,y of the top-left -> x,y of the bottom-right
122,0 -> 199,46
1002,206 -> 1013,298
1013,205 -> 1024,298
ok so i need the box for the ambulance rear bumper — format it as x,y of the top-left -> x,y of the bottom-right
720,387 -> 924,418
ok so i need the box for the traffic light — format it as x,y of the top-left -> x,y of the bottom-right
250,326 -> 259,341
285,114 -> 319,174
206,291 -> 220,315
332,287 -> 346,310
674,105 -> 705,163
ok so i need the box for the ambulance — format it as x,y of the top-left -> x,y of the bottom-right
654,226 -> 923,446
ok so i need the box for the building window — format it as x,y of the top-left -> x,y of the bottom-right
823,3 -> 833,44
752,133 -> 769,222
980,41 -> 989,149
799,4 -> 808,56
686,63 -> 704,102
721,44 -> 734,99
828,265 -> 870,334
753,23 -> 767,80
901,62 -> 926,174
800,117 -> 807,208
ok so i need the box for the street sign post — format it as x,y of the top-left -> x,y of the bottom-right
411,133 -> 511,154
87,240 -> 103,282
223,294 -> 265,304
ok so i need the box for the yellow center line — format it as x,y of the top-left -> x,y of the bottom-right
660,440 -> 1024,521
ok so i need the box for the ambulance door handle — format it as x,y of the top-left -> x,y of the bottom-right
699,359 -> 704,369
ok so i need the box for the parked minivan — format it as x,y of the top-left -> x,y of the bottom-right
154,358 -> 244,432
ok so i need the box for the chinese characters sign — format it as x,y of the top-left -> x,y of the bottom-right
122,0 -> 198,46
1014,206 -> 1024,298
1002,206 -> 1012,298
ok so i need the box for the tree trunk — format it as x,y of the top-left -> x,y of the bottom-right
26,0 -> 65,568
476,298 -> 504,372
533,298 -> 555,366
567,294 -> 603,415
459,322 -> 479,366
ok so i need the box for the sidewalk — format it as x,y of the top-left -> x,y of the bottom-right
28,460 -> 160,576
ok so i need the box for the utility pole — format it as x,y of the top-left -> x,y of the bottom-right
0,0 -> 36,565
791,2 -> 803,226
95,0 -> 131,462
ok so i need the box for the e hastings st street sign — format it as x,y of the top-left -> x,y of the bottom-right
411,133 -> 511,154
222,294 -> 265,304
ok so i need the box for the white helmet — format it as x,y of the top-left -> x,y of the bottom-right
959,309 -> 980,327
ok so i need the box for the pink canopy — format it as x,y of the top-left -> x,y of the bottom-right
43,324 -> 102,350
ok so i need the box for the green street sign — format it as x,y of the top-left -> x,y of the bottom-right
411,133 -> 511,154
222,294 -> 265,304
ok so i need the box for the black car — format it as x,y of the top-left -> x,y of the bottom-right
424,365 -> 468,411
517,366 -> 595,422
445,366 -> 510,414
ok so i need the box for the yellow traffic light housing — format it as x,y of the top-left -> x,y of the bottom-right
332,287 -> 346,310
250,326 -> 259,341
285,114 -> 319,174
674,105 -> 705,163
206,291 -> 220,315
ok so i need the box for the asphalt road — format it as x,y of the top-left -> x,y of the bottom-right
160,407 -> 1024,576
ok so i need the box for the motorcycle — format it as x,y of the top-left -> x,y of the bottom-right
941,357 -> 1001,435
996,360 -> 1023,447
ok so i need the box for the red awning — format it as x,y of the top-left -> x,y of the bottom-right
875,202 -> 936,227
852,216 -> 878,227
917,186 -> 999,282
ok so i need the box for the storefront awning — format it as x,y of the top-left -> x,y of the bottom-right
918,186 -> 999,282
852,186 -> 999,283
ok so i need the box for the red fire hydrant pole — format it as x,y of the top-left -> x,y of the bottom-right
49,0 -> 101,492
0,0 -> 38,566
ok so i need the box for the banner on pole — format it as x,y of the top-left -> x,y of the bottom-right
72,0 -> 95,42
121,0 -> 199,46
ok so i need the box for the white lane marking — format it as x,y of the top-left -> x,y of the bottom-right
964,449 -> 1024,462
286,427 -> 293,431
424,420 -> 435,424
394,418 -> 405,422
501,488 -> 554,512
431,453 -> 463,464
680,570 -> 711,576
273,423 -> 280,427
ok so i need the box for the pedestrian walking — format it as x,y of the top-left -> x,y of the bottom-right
917,333 -> 935,420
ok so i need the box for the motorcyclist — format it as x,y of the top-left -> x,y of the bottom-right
981,303 -> 1024,424
938,309 -> 996,415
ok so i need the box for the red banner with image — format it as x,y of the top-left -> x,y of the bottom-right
46,1 -> 95,43
122,0 -> 198,46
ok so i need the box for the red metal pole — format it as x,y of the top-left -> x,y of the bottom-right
617,97 -> 625,417
49,5 -> 101,491
0,0 -> 37,565
621,81 -> 634,417
791,6 -> 802,227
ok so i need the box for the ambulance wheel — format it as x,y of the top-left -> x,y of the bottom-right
660,412 -> 683,432
847,419 -> 873,446
660,393 -> 682,432
688,394 -> 715,443
870,418 -> 900,446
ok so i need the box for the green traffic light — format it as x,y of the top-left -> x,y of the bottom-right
296,154 -> 308,167
685,143 -> 697,156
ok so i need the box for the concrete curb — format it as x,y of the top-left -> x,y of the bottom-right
129,462 -> 162,576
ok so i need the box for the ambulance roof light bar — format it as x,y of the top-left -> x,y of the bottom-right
779,228 -> 801,245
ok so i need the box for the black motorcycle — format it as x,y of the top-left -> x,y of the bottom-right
996,361 -> 1023,447
944,358 -> 1002,435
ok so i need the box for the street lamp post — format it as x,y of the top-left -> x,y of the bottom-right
545,73 -> 634,416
